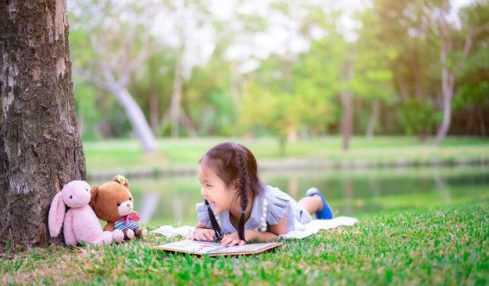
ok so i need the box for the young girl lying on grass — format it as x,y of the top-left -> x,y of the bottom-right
192,142 -> 334,246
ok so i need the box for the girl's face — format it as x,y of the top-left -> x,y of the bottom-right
198,163 -> 237,213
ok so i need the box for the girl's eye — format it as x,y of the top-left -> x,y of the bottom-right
117,202 -> 121,207
206,184 -> 212,188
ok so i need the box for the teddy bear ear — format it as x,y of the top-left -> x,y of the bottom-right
90,186 -> 99,207
113,175 -> 129,188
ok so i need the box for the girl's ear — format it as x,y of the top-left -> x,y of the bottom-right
90,186 -> 99,207
48,192 -> 65,237
232,178 -> 241,191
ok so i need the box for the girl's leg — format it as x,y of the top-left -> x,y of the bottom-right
299,196 -> 323,215
302,188 -> 334,219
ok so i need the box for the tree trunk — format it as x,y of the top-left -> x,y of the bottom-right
434,75 -> 453,146
433,0 -> 480,146
171,57 -> 183,138
149,60 -> 159,134
180,110 -> 197,137
287,126 -> 298,143
340,61 -> 354,151
278,136 -> 286,156
341,90 -> 353,150
149,89 -> 159,134
108,85 -> 157,152
0,0 -> 86,248
434,13 -> 456,147
479,108 -> 486,136
366,101 -> 380,140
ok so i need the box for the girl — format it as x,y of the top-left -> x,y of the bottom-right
192,142 -> 333,246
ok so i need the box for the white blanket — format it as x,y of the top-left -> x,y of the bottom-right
151,216 -> 358,240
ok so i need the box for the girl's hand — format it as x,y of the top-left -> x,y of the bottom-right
220,232 -> 246,246
192,228 -> 216,241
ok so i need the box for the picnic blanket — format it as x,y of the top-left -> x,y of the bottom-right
150,216 -> 358,240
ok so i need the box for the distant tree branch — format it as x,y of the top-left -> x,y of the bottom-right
455,24 -> 489,73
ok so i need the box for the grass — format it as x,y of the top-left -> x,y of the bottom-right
83,136 -> 489,172
1,202 -> 487,285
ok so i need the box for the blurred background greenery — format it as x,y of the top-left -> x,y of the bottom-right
68,0 -> 488,152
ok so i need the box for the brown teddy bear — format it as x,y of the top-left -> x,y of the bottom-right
90,175 -> 146,240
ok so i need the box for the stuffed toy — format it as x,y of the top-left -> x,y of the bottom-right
48,180 -> 125,246
90,175 -> 146,240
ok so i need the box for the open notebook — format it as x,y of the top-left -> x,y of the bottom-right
154,240 -> 282,256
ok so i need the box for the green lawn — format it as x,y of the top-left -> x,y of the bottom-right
83,136 -> 489,173
1,202 -> 487,285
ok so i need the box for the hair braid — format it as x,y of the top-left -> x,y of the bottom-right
236,147 -> 249,241
205,200 -> 222,240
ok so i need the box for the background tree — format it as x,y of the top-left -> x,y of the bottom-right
0,0 -> 86,247
452,1 -> 489,136
353,7 -> 396,139
70,0 -> 157,152
375,0 -> 440,141
156,0 -> 215,138
432,0 -> 489,146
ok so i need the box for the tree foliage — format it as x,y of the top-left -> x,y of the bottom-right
68,0 -> 489,147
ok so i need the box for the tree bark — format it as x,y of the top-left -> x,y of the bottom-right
0,0 -> 86,248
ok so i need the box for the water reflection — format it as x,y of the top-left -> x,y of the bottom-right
433,170 -> 451,203
93,165 -> 489,226
138,193 -> 160,223
343,178 -> 354,214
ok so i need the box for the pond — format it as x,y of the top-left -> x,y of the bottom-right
92,165 -> 489,226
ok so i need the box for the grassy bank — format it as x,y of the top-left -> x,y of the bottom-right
1,202 -> 487,285
83,137 -> 489,175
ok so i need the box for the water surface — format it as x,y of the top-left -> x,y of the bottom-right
93,165 -> 489,226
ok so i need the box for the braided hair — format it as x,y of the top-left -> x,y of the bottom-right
200,142 -> 263,241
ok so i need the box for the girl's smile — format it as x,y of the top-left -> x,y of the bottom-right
198,164 -> 237,213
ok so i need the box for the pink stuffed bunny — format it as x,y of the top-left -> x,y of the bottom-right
48,180 -> 124,245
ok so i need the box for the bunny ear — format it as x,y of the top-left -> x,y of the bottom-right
48,192 -> 65,237
113,175 -> 129,188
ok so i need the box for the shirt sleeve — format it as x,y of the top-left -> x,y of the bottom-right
196,202 -> 212,228
266,187 -> 290,225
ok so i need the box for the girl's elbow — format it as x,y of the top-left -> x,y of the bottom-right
269,226 -> 287,237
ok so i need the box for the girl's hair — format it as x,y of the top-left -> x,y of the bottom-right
200,142 -> 263,241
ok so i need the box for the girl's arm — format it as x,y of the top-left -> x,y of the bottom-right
246,215 -> 288,242
221,215 -> 287,245
222,215 -> 287,245
194,222 -> 209,229
192,222 -> 216,241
